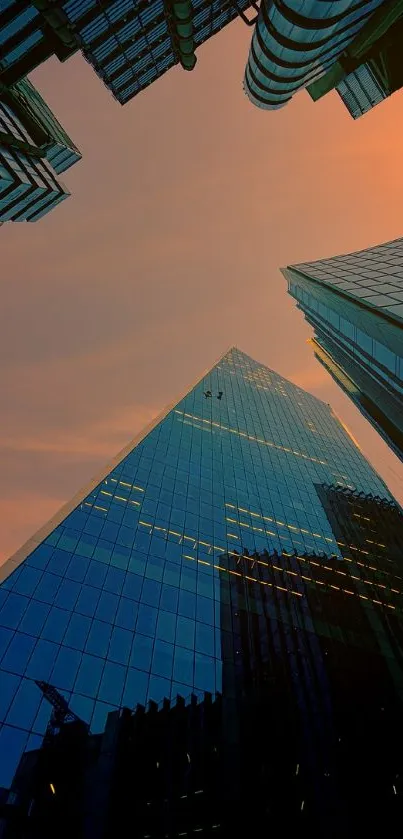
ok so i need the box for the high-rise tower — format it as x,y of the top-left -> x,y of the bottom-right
307,1 -> 403,119
1,348 -> 403,835
243,0 -> 387,110
0,77 -> 81,222
0,0 -> 253,105
284,237 -> 403,463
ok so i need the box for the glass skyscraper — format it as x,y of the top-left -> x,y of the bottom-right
0,0 -> 252,105
243,0 -> 386,110
2,348 -> 403,835
284,237 -> 403,463
0,77 -> 81,222
307,1 -> 403,119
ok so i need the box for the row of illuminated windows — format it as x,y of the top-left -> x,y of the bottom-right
114,442 -> 331,491
105,464 -> 322,510
116,458 -> 377,512
101,468 -> 332,516
178,404 -> 356,459
79,509 -> 331,560
108,460 -> 370,524
119,392 -> 382,476
164,424 -> 340,461
118,442 -> 332,484
100,479 -> 337,537
175,404 -> 342,448
85,483 -> 337,544
43,514 -> 311,568
172,419 -> 331,469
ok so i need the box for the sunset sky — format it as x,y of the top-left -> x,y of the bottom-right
1,19 -> 403,567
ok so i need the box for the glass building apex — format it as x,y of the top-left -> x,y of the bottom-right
0,345 -> 399,800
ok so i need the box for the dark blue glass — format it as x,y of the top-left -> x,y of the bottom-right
51,646 -> 81,691
156,610 -> 176,643
173,646 -> 194,686
74,585 -> 100,618
18,600 -> 49,636
75,653 -> 104,697
95,590 -> 119,623
122,667 -> 148,707
1,632 -> 36,675
152,639 -> 174,679
0,593 -> 28,629
98,661 -> 125,705
108,626 -> 132,665
36,607 -> 70,643
136,603 -> 157,637
63,613 -> 91,650
85,619 -> 111,658
11,566 -> 42,597
115,597 -> 138,631
0,671 -> 20,720
130,633 -> 153,671
104,566 -> 125,595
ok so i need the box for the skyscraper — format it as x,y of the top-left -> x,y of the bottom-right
0,0 -> 253,219
0,76 -> 81,222
0,0 -> 253,105
243,0 -> 386,110
307,0 -> 403,119
284,237 -> 403,462
1,348 -> 403,836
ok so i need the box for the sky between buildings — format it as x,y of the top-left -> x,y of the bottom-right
1,18 -> 403,566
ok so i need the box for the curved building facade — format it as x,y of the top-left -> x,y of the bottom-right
244,0 -> 386,110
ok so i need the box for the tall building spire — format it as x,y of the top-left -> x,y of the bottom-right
1,348 -> 403,834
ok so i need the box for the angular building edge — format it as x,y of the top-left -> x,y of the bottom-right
0,347 -> 234,585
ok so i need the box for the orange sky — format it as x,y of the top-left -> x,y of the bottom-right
1,20 -> 403,566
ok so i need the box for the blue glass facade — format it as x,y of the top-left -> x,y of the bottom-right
0,347 -> 395,789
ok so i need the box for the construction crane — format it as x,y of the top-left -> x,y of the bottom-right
35,680 -> 86,745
